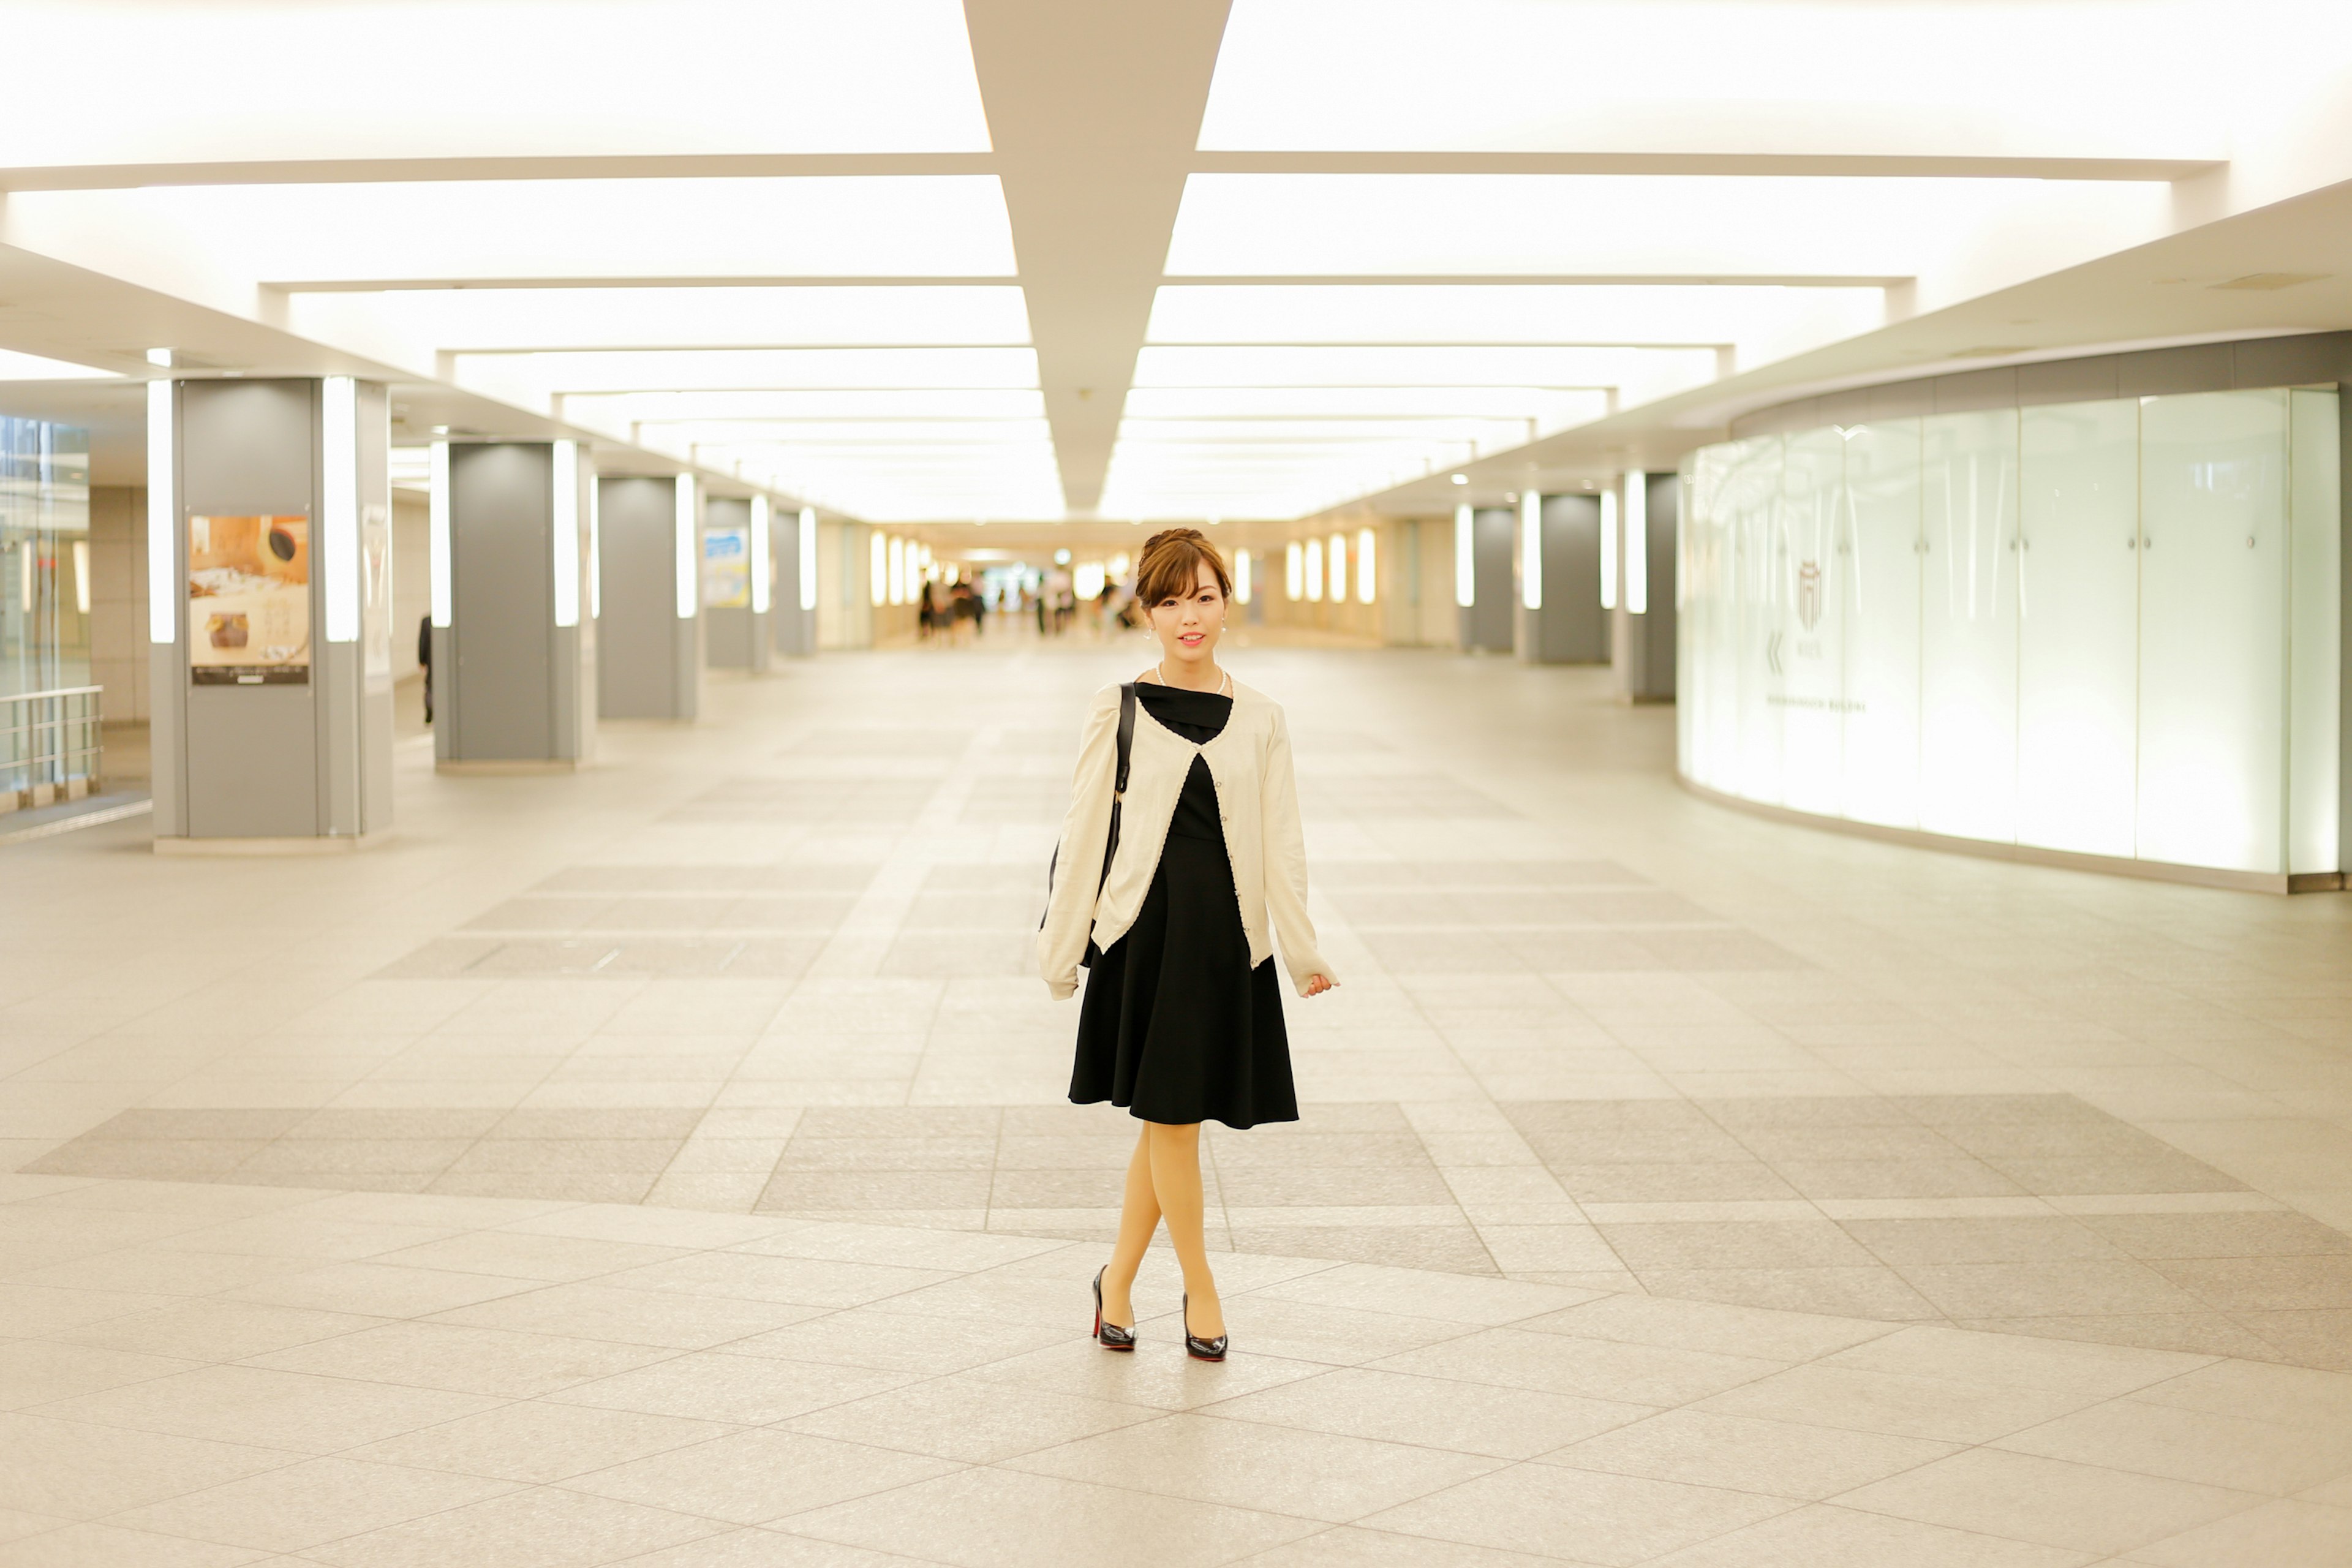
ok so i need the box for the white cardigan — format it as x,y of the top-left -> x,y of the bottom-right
1038,679 -> 1335,1001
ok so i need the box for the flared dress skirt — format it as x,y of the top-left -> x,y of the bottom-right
1069,757 -> 1298,1131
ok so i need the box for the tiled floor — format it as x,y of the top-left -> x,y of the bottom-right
5,638 -> 2352,1564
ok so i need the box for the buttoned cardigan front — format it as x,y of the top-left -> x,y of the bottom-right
1038,679 -> 1334,1001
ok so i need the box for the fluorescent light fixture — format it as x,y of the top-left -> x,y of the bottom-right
551,439 -> 580,628
1143,282 -> 1883,350
674,474 -> 696,618
1521,490 -> 1542,609
466,345 -> 1042,395
146,379 -> 174,643
1305,538 -> 1324,603
1235,548 -> 1253,605
1624,471 -> 1648,615
73,540 -> 89,614
320,285 -> 1032,353
588,471 -> 602,619
1131,344 -> 1705,389
1328,532 -> 1346,601
1161,173 -> 2168,281
750,496 -> 772,614
799,507 -> 817,610
1074,560 -> 1106,600
322,376 -> 360,643
429,440 -> 451,627
83,175 -> 1020,286
1454,503 -> 1474,608
1356,527 -> 1376,605
870,530 -> 886,606
0,2 -> 996,162
145,347 -> 173,368
1286,540 -> 1303,600
888,536 -> 906,605
1600,488 -> 1618,611
1452,473 -> 1468,485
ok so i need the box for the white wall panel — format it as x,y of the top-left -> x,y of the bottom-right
1918,409 -> 2020,843
1841,421 -> 1923,829
2288,388 -> 2341,876
1777,427 -> 1847,815
2137,390 -> 2288,873
2017,399 -> 2139,857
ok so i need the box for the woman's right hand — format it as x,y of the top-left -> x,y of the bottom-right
1303,974 -> 1335,997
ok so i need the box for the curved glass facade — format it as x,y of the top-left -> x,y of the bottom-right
1677,386 -> 2342,880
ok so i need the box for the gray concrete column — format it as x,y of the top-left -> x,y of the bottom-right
1458,504 -> 1514,653
701,495 -> 769,674
1611,471 -> 1678,701
596,474 -> 701,720
772,504 -> 818,657
431,440 -> 594,771
148,377 -> 395,851
1515,492 -> 1607,664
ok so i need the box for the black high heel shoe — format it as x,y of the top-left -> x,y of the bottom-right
1092,1267 -> 1134,1352
1182,1291 -> 1228,1362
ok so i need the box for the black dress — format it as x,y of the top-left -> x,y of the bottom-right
1069,684 -> 1298,1130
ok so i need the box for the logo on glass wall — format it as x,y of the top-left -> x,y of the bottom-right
1795,560 -> 1823,632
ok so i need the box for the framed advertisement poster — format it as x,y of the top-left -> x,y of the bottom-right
189,513 -> 311,684
703,524 -> 750,609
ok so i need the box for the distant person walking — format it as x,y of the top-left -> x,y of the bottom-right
417,614 -> 432,723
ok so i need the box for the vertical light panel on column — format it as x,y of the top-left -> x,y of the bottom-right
673,475 -> 696,619
750,496 -> 771,614
146,379 -> 175,642
322,377 -> 359,643
1234,548 -> 1253,604
1327,532 -> 1346,601
1520,491 -> 1542,609
428,440 -> 451,627
1624,471 -> 1648,614
1356,527 -> 1376,604
1600,489 -> 1619,611
1285,540 -> 1302,600
1453,503 -> 1474,608
1305,538 -> 1324,602
587,469 -> 602,619
798,507 -> 817,611
551,440 -> 579,628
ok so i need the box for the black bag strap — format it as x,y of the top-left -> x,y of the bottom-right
1041,683 -> 1138,930
1096,682 -> 1137,896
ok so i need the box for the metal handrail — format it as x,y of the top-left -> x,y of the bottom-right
1,685 -> 104,808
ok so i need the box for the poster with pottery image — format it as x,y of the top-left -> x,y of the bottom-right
189,513 -> 311,684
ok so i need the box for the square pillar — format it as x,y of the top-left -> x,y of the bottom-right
1457,504 -> 1514,653
596,475 -> 701,720
148,377 -> 395,851
701,494 -> 770,673
431,440 -> 595,771
1516,492 -> 1608,664
1611,470 -> 1678,701
773,504 -> 818,657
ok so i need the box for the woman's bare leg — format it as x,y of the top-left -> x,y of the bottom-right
1147,1121 -> 1222,1338
1099,1125 -> 1158,1328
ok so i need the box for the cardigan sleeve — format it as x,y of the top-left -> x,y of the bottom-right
1036,684 -> 1122,1000
1258,702 -> 1336,995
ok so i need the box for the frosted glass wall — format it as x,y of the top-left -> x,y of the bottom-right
1678,387 -> 2342,880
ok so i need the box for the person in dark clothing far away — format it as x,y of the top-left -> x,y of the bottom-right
418,615 -> 433,723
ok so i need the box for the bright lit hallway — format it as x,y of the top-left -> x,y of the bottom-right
7,1 -> 2352,1564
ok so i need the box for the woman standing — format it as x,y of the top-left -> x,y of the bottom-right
1039,529 -> 1336,1360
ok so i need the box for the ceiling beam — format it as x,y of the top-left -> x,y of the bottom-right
963,0 -> 1235,514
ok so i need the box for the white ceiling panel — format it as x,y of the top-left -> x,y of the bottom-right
1164,174 -> 2170,279
1202,0 -> 2222,162
563,390 -> 1050,423
294,287 -> 1033,352
1132,344 -> 1717,388
465,347 -> 1041,394
1120,386 -> 1611,422
0,0 -> 989,167
1145,283 -> 1882,346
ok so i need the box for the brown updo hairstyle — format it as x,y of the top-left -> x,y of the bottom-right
1133,527 -> 1232,607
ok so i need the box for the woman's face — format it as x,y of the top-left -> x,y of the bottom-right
1148,560 -> 1227,666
